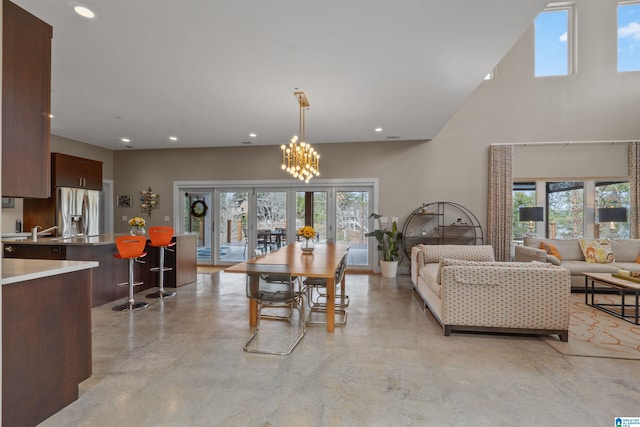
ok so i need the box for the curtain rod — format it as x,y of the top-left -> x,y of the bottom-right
491,140 -> 633,147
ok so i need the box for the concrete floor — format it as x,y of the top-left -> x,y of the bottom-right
41,271 -> 640,427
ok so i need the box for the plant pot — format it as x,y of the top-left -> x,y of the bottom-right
380,260 -> 398,278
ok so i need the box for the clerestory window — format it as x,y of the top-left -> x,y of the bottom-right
618,1 -> 640,72
534,3 -> 576,77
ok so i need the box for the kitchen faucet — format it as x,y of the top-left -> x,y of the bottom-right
31,225 -> 58,241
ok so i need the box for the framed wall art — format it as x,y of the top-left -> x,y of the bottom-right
117,194 -> 132,208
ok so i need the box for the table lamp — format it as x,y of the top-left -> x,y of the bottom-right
597,207 -> 627,235
519,207 -> 544,237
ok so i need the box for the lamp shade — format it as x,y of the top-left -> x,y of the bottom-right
519,207 -> 544,222
597,207 -> 627,223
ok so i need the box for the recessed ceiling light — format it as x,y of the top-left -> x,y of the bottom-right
49,114 -> 54,118
249,133 -> 257,138
121,138 -> 130,143
73,5 -> 95,18
374,127 -> 383,132
169,136 -> 178,141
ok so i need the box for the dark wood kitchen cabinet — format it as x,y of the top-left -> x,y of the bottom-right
23,153 -> 104,231
2,266 -> 93,427
52,152 -> 103,190
3,233 -> 197,307
2,0 -> 52,198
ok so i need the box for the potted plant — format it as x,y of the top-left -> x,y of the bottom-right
365,213 -> 403,277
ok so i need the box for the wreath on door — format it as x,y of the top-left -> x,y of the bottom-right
190,199 -> 208,218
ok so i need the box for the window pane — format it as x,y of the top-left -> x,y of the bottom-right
535,9 -> 569,77
219,191 -> 248,262
618,2 -> 640,72
295,191 -> 328,243
547,182 -> 583,239
595,181 -> 630,239
512,183 -> 536,239
336,191 -> 369,266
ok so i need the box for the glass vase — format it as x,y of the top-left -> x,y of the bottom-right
130,226 -> 146,236
301,237 -> 315,254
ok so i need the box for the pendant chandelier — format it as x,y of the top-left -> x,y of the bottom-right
281,91 -> 320,183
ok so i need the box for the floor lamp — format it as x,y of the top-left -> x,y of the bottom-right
519,207 -> 544,237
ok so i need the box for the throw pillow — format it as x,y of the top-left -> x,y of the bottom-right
539,242 -> 563,262
546,255 -> 562,266
578,238 -> 614,263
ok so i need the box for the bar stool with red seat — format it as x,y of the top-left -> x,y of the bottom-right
113,235 -> 149,311
146,226 -> 177,298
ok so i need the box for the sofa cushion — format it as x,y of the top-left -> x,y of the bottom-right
524,237 -> 584,261
612,262 -> 640,272
418,244 -> 495,264
419,263 -> 441,297
540,242 -> 563,261
561,260 -> 619,276
609,239 -> 640,262
444,265 -> 563,286
579,238 -> 614,263
546,255 -> 562,266
436,258 -> 555,284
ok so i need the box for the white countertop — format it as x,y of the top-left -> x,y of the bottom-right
2,258 -> 99,285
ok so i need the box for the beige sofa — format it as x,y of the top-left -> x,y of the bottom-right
411,245 -> 571,342
514,237 -> 640,290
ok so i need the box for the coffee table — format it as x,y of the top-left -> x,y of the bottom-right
583,272 -> 640,325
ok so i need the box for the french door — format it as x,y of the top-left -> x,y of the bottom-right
183,190 -> 214,264
177,181 -> 375,270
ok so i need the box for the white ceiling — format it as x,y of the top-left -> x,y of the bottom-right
13,0 -> 548,151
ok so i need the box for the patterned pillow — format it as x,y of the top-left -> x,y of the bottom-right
539,242 -> 563,261
578,238 -> 614,263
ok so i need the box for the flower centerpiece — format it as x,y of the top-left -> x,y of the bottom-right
128,216 -> 146,236
297,225 -> 316,253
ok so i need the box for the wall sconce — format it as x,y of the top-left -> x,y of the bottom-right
141,187 -> 159,216
519,207 -> 544,237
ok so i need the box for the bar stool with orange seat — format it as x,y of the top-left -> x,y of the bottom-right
146,226 -> 177,298
113,235 -> 149,311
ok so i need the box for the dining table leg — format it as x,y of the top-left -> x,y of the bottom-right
326,276 -> 335,332
248,274 -> 258,327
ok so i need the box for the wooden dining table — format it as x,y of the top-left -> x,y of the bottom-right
225,242 -> 350,332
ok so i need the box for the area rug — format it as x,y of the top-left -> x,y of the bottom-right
197,266 -> 223,274
542,293 -> 640,360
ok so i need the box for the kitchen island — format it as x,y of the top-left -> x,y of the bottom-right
2,258 -> 98,427
2,233 -> 197,307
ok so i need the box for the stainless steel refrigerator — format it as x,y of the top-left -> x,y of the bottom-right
56,187 -> 101,237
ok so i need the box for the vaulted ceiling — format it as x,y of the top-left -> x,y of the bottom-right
13,0 -> 548,150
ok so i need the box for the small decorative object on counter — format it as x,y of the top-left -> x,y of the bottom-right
129,216 -> 146,236
297,225 -> 316,253
140,187 -> 160,216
